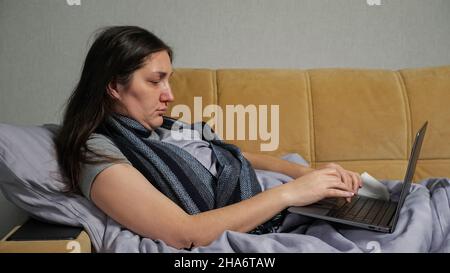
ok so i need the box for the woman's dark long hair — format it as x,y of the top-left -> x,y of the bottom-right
56,26 -> 172,193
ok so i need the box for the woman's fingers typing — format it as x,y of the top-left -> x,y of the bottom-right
326,189 -> 355,198
284,169 -> 355,207
350,172 -> 362,190
316,167 -> 340,177
322,164 -> 361,202
331,180 -> 353,192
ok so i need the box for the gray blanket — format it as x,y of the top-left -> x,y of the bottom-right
87,154 -> 449,253
1,133 -> 449,252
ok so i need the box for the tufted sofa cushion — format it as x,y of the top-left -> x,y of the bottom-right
169,66 -> 450,181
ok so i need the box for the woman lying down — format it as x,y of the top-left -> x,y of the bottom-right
55,26 -> 449,253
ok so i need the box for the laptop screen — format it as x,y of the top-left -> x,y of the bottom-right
390,121 -> 428,229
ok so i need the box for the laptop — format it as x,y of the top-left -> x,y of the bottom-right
288,121 -> 428,233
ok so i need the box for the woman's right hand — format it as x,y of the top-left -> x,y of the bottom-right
281,168 -> 355,207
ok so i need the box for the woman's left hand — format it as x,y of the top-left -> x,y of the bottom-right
317,163 -> 363,202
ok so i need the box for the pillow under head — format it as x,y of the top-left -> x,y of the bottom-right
0,123 -> 105,248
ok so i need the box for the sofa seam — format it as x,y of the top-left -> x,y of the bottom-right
314,158 -> 450,162
395,70 -> 412,160
213,70 -> 218,105
305,70 -> 316,167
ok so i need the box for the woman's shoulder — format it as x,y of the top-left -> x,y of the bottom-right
80,133 -> 131,200
84,132 -> 130,164
86,133 -> 120,153
87,132 -> 114,144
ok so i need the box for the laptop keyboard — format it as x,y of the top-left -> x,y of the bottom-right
326,196 -> 397,226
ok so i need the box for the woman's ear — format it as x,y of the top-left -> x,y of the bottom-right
107,80 -> 122,100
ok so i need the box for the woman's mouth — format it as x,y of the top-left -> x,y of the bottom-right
157,108 -> 167,115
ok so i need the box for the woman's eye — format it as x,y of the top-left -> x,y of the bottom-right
148,80 -> 160,85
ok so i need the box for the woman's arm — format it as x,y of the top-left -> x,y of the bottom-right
242,151 -> 314,178
243,152 -> 363,202
91,163 -> 354,249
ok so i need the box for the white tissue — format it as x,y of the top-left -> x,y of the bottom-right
358,172 -> 390,201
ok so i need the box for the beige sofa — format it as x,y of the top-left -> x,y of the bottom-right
169,65 -> 450,181
2,65 -> 449,252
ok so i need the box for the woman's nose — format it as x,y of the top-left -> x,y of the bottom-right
161,82 -> 175,102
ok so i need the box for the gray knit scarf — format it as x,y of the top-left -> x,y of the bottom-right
96,114 -> 262,212
96,114 -> 285,234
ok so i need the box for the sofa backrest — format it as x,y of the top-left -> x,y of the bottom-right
169,66 -> 450,181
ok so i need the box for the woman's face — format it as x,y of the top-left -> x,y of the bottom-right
109,50 -> 174,130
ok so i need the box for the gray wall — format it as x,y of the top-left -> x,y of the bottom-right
1,0 -> 450,126
0,0 -> 449,237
